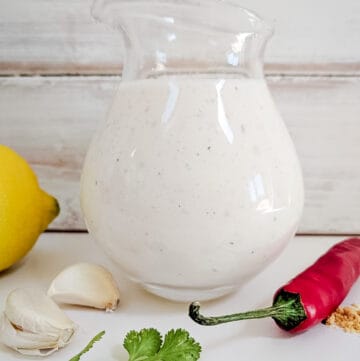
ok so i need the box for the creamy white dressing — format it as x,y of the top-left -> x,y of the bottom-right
81,77 -> 304,301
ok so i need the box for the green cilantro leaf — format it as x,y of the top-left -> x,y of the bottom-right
154,329 -> 201,361
124,328 -> 162,361
123,328 -> 201,361
69,330 -> 105,361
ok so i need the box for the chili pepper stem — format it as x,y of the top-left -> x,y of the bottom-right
189,290 -> 307,331
190,302 -> 282,325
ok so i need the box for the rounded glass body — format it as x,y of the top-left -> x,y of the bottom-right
81,0 -> 304,301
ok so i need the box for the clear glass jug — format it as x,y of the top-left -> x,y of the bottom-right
81,0 -> 304,301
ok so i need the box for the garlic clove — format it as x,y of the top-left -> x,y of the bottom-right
0,314 -> 59,355
0,289 -> 76,356
48,262 -> 120,311
5,288 -> 76,336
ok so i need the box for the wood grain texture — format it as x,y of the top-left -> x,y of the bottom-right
0,75 -> 359,233
0,76 -> 117,229
0,0 -> 360,75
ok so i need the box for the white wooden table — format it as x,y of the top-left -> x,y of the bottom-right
0,233 -> 359,361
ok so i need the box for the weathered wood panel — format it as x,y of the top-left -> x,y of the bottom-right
0,75 -> 359,233
0,0 -> 360,75
0,76 -> 117,229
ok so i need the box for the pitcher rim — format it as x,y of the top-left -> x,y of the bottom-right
91,0 -> 274,38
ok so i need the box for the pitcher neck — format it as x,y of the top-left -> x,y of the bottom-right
92,0 -> 273,81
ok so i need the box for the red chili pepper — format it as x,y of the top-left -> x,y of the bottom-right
189,237 -> 360,333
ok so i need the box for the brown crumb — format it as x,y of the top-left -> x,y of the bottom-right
325,304 -> 360,333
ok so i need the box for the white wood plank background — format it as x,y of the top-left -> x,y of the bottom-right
1,75 -> 359,234
0,0 -> 359,75
1,0 -> 359,234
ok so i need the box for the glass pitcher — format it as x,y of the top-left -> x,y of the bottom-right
81,0 -> 304,302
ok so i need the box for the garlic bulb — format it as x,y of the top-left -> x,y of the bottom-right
48,262 -> 120,311
0,288 -> 76,356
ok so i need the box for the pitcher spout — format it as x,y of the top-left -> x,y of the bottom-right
92,0 -> 273,80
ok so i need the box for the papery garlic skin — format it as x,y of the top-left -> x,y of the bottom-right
48,262 -> 120,311
5,288 -> 76,335
0,289 -> 76,356
0,314 -> 65,356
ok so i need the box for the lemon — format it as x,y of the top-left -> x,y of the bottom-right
0,145 -> 60,272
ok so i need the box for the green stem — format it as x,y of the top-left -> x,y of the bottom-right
190,302 -> 283,325
189,290 -> 307,331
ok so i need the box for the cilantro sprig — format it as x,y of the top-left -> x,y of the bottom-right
124,328 -> 201,361
69,328 -> 201,361
69,330 -> 105,361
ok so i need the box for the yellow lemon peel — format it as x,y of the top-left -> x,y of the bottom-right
0,145 -> 59,271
